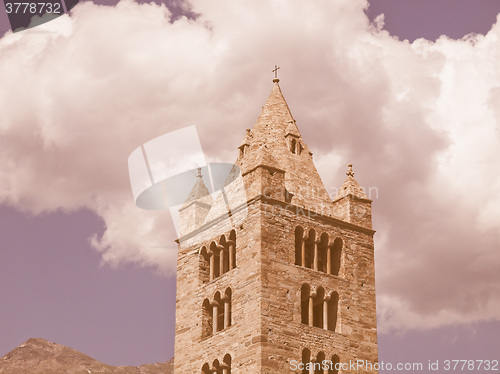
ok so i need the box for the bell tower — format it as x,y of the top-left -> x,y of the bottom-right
174,77 -> 378,373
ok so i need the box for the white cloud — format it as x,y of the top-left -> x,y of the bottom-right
0,0 -> 499,331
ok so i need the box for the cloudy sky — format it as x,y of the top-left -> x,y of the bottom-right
1,0 -> 500,370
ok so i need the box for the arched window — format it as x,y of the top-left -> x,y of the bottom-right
294,227 -> 343,277
211,241 -> 220,279
212,359 -> 221,374
301,348 -> 311,374
329,355 -> 340,374
291,138 -> 297,154
223,354 -> 232,374
327,291 -> 339,332
203,288 -> 232,339
295,226 -> 304,266
301,285 -> 339,332
200,246 -> 210,283
202,299 -> 212,339
313,287 -> 325,328
294,227 -> 343,276
305,229 -> 315,269
202,232 -> 237,283
202,356 -> 231,374
318,233 -> 329,273
330,238 -> 343,276
315,352 -> 326,374
301,284 -> 310,325
201,363 -> 211,374
213,292 -> 224,333
228,230 -> 237,270
219,235 -> 229,275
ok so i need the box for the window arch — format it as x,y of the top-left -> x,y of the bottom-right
300,284 -> 310,325
212,359 -> 221,373
301,348 -> 311,374
202,288 -> 232,339
291,138 -> 297,154
213,291 -> 224,333
301,285 -> 339,332
219,235 -> 229,274
315,352 -> 326,374
327,291 -> 339,332
202,298 -> 212,339
318,233 -> 329,273
329,354 -> 340,374
301,349 -> 339,374
330,238 -> 342,276
228,230 -> 236,270
200,246 -> 210,283
313,287 -> 325,328
295,226 -> 304,266
305,229 -> 315,269
201,355 -> 232,374
201,231 -> 237,282
294,226 -> 343,278
223,354 -> 232,374
210,241 -> 220,280
201,363 -> 211,374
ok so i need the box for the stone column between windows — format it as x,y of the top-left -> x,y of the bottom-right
210,300 -> 219,334
313,240 -> 319,271
209,250 -> 215,281
227,240 -> 235,270
323,294 -> 331,330
309,358 -> 316,374
223,295 -> 230,328
323,363 -> 329,374
308,290 -> 316,326
221,363 -> 229,374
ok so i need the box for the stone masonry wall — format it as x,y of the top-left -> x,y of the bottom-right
174,200 -> 264,374
259,198 -> 378,374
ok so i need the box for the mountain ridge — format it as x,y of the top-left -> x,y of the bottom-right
0,338 -> 173,374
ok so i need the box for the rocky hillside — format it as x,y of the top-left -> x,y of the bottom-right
0,338 -> 173,374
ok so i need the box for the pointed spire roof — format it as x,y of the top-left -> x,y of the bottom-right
180,168 -> 214,210
249,80 -> 298,144
336,164 -> 369,200
237,78 -> 333,212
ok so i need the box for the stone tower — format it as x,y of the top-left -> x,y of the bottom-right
174,78 -> 378,373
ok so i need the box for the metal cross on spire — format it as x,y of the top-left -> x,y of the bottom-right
272,65 -> 280,82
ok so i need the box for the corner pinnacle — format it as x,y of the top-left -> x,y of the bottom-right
346,164 -> 354,177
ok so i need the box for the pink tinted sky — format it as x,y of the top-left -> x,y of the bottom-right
1,0 -> 500,370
